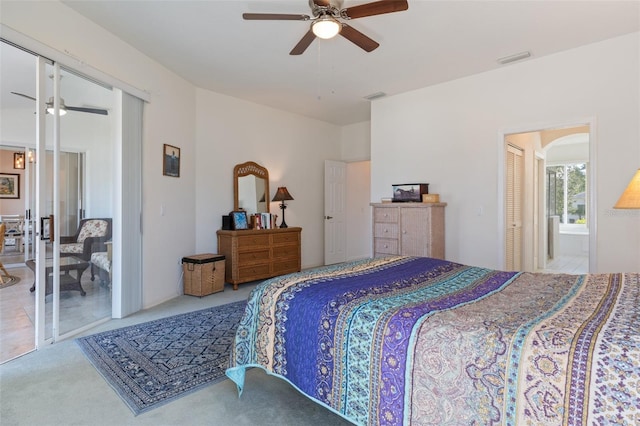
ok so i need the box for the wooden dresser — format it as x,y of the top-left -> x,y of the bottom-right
216,227 -> 301,289
371,203 -> 446,259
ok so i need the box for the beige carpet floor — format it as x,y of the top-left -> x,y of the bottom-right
0,283 -> 352,426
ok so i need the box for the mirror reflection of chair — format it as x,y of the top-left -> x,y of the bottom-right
60,218 -> 112,262
90,241 -> 112,288
0,215 -> 25,254
0,223 -> 13,283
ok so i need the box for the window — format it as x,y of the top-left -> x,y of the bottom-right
546,163 -> 588,230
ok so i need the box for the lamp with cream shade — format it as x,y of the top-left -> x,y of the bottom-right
614,169 -> 640,209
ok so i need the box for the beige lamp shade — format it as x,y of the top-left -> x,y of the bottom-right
614,169 -> 640,209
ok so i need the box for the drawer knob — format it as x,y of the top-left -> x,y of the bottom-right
384,244 -> 388,248
384,229 -> 388,233
402,230 -> 407,234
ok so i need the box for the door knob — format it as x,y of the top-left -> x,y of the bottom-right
325,216 -> 333,220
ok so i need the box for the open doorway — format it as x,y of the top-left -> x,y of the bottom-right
503,123 -> 593,274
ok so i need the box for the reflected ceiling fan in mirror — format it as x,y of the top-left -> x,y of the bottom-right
10,91 -> 109,115
243,0 -> 408,55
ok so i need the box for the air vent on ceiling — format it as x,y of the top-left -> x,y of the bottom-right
497,51 -> 531,65
364,92 -> 387,101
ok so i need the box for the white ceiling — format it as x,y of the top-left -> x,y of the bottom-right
4,1 -> 640,125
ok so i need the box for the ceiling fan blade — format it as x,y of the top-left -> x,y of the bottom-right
290,30 -> 317,55
339,24 -> 379,52
243,13 -> 310,21
343,0 -> 408,19
66,106 -> 109,115
312,0 -> 331,6
11,91 -> 36,101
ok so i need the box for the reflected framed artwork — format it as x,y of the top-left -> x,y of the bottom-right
0,173 -> 20,199
40,215 -> 54,241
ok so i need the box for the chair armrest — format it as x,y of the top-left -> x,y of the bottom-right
59,236 -> 76,244
83,236 -> 109,255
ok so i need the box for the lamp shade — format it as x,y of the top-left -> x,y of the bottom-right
312,16 -> 341,39
614,168 -> 640,209
272,187 -> 294,202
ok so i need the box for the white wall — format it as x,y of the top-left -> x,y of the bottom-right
1,1 -> 197,308
372,33 -> 640,272
341,121 -> 371,161
194,89 -> 341,269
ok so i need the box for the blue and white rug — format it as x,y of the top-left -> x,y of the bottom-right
77,300 -> 247,415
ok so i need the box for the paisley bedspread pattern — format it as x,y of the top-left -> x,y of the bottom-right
226,256 -> 640,426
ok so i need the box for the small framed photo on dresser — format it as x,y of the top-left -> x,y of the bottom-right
231,211 -> 249,230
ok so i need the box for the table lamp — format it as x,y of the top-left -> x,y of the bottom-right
614,168 -> 640,209
272,187 -> 294,228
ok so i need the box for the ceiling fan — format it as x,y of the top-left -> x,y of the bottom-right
10,92 -> 109,115
243,0 -> 408,55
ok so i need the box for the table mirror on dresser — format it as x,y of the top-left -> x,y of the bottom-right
234,161 -> 269,217
220,161 -> 301,289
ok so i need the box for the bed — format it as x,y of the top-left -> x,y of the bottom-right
226,256 -> 639,425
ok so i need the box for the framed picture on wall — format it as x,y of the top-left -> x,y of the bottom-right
163,144 -> 180,177
0,173 -> 20,199
231,211 -> 249,230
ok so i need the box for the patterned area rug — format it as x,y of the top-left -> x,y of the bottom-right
77,300 -> 247,415
0,275 -> 21,289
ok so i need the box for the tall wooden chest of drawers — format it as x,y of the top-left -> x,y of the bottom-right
371,203 -> 446,259
217,227 -> 301,290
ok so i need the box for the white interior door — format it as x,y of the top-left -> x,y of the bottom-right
324,160 -> 346,265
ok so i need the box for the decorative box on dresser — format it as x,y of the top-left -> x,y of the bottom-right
216,227 -> 301,290
371,203 -> 446,259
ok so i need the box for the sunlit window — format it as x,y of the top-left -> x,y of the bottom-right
547,163 -> 588,230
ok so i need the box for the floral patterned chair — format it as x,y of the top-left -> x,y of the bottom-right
60,218 -> 112,262
90,241 -> 112,287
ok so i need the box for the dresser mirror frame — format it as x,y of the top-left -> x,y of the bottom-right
233,161 -> 270,216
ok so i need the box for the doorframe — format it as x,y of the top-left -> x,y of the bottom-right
497,117 -> 597,272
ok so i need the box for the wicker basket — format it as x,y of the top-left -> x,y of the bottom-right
182,254 -> 225,296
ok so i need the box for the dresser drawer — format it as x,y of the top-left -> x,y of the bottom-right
374,238 -> 398,255
374,208 -> 398,223
374,222 -> 398,239
237,234 -> 270,248
272,245 -> 298,259
272,259 -> 299,275
272,232 -> 299,244
238,249 -> 270,263
238,264 -> 270,280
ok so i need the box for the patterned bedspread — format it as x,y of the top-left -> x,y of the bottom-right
226,256 -> 640,425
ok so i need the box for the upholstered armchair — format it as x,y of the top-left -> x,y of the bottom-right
60,218 -> 112,262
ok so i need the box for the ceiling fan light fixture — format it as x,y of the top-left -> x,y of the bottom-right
46,97 -> 68,116
312,16 -> 341,39
46,106 -> 68,116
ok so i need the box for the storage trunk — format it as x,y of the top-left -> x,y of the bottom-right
182,253 -> 225,296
